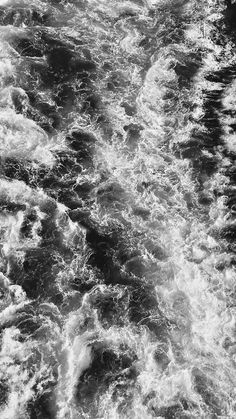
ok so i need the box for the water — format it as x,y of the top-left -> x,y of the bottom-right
0,0 -> 235,418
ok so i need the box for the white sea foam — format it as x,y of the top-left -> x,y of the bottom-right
0,327 -> 48,419
0,109 -> 55,165
0,0 -> 236,417
74,1 -> 236,416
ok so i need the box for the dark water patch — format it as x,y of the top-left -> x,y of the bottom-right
76,344 -> 137,414
144,240 -> 168,261
70,182 -> 94,201
39,200 -> 74,254
117,244 -> 141,266
3,198 -> 76,301
198,191 -> 214,206
153,345 -> 170,371
114,9 -> 137,22
86,239 -> 122,285
220,224 -> 236,243
106,70 -> 130,92
40,210 -> 62,247
0,380 -> 8,406
49,49 -> 96,75
177,66 -> 236,195
37,154 -> 93,209
174,51 -> 202,88
0,7 -> 50,27
70,272 -> 99,294
84,223 -> 168,335
27,359 -> 58,419
3,157 -> 37,185
28,140 -> 95,204
25,110 -> 58,134
20,210 -> 38,239
81,93 -> 102,117
223,187 -> 236,219
124,255 -> 146,277
133,206 -> 150,220
128,284 -> 169,340
151,400 -> 194,419
37,32 -> 96,86
192,153 -> 219,181
51,153 -> 80,177
85,226 -> 121,255
211,226 -> 236,254
193,64 -> 236,216
205,72 -> 233,85
54,83 -> 76,109
26,92 -> 61,132
121,102 -> 137,116
0,200 -> 26,213
28,390 -> 55,419
48,151 -> 82,178
45,46 -> 96,85
226,191 -> 236,208
200,91 -> 223,148
66,129 -> 96,164
175,137 -> 219,188
137,4 -> 186,57
3,162 -> 50,196
40,30 -> 76,51
124,123 -> 143,135
40,173 -> 73,192
68,208 -> 99,235
2,301 -> 62,340
12,29 -> 97,122
13,304 -> 41,337
12,29 -> 73,60
193,368 -> 223,417
224,1 -> 236,38
23,59 -> 49,92
88,286 -> 130,328
11,88 -> 29,114
0,302 -> 40,338
85,226 -> 136,283
84,224 -> 145,288
215,255 -> 236,271
8,249 -> 64,302
2,152 -> 94,211
220,147 -> 236,164
66,129 -> 96,152
14,37 -> 43,58
177,139 -> 201,160
57,189 -> 83,210
96,182 -> 126,210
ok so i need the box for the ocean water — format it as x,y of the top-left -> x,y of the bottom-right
0,0 -> 236,418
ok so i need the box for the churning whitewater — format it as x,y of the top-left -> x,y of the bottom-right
0,0 -> 236,418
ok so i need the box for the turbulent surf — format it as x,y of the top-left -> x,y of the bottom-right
0,0 -> 236,418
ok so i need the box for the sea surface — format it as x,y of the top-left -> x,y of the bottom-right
0,0 -> 236,418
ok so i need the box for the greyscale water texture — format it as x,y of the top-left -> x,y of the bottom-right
0,0 -> 236,418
